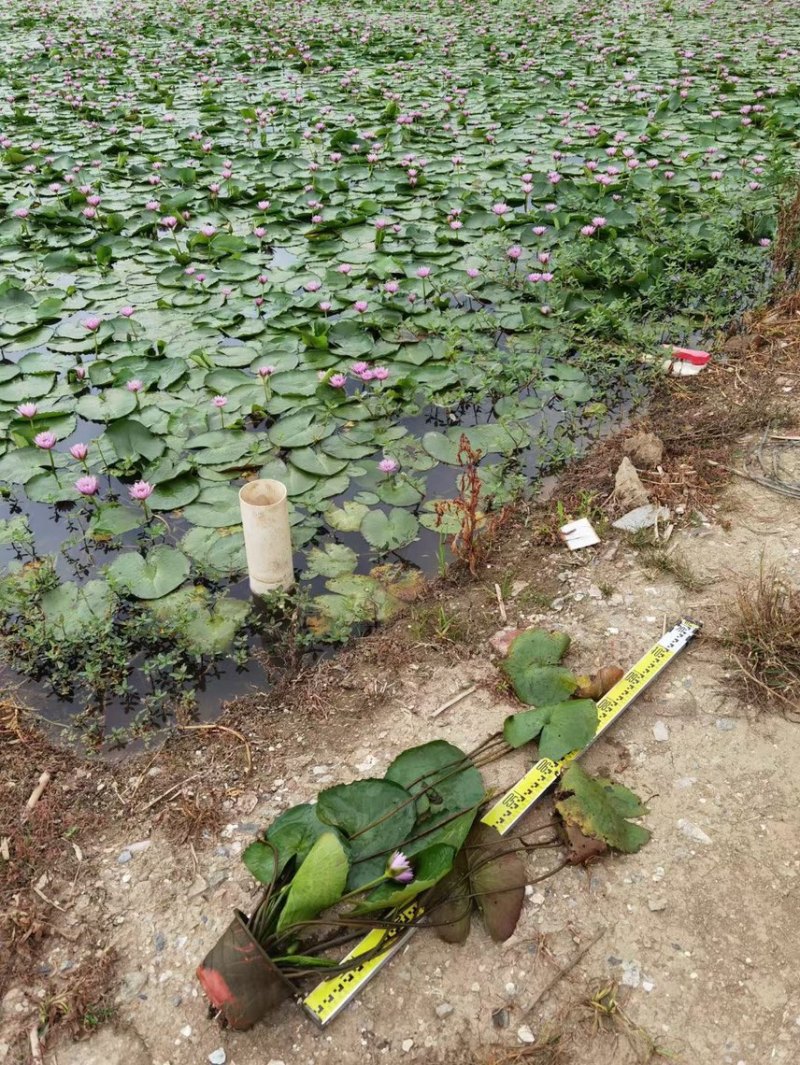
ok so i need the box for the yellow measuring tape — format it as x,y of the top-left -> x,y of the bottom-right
303,618 -> 700,1024
481,617 -> 701,834
303,902 -> 422,1025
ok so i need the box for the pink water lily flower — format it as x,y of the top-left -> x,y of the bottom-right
34,431 -> 57,450
16,403 -> 38,418
75,475 -> 99,497
129,481 -> 154,501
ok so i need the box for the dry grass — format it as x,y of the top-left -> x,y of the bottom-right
38,949 -> 119,1042
723,567 -> 800,718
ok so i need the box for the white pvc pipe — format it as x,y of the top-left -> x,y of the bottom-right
238,479 -> 294,595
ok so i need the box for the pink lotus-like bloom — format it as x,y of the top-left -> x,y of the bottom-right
129,481 -> 154,501
581,225 -> 596,236
75,475 -> 99,497
492,203 -> 510,216
83,316 -> 101,331
337,263 -> 352,274
532,226 -> 548,236
507,246 -> 522,261
257,200 -> 270,210
253,226 -> 266,238
351,362 -> 369,375
354,300 -> 368,313
329,373 -> 347,388
212,395 -> 228,408
466,268 -> 480,279
127,379 -> 143,393
592,216 -> 607,227
69,443 -> 89,461
258,365 -> 276,378
319,301 -> 332,312
146,199 -> 160,211
161,216 -> 177,229
305,280 -> 321,292
119,306 -> 135,317
83,207 -> 97,219
760,238 -> 772,248
373,367 -> 389,381
13,207 -> 29,219
200,223 -> 216,237
34,431 -> 57,450
74,366 -> 87,381
387,851 -> 413,883
16,403 -> 38,418
416,266 -> 431,278
384,281 -> 399,294
378,457 -> 399,474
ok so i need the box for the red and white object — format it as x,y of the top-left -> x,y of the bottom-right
665,346 -> 711,376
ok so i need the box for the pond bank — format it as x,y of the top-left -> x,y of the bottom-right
3,294 -> 800,1064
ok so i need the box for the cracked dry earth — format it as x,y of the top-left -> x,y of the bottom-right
6,455 -> 800,1065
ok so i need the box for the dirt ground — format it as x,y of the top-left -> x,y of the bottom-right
4,308 -> 800,1065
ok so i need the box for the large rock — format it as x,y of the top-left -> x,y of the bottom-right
46,1026 -> 151,1065
622,430 -> 664,469
614,457 -> 649,509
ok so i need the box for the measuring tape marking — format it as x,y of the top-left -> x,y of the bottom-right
302,903 -> 422,1025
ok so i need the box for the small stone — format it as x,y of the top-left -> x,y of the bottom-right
179,1025 -> 192,1038
492,1008 -> 510,1029
648,897 -> 668,912
587,584 -> 603,600
652,866 -> 665,882
677,819 -> 712,845
208,1050 -> 226,1065
154,932 -> 166,953
517,1024 -> 536,1044
127,840 -> 151,854
435,1003 -> 454,1018
621,962 -> 641,988
614,457 -> 650,509
117,850 -> 132,864
642,979 -> 655,992
505,982 -> 517,996
489,627 -> 524,657
312,765 -> 330,776
511,580 -> 529,597
716,718 -> 736,731
622,431 -> 664,469
117,970 -> 147,1003
187,874 -> 209,898
401,1039 -> 414,1052
652,721 -> 669,742
236,792 -> 258,813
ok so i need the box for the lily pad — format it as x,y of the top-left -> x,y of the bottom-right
107,546 -> 190,600
555,764 -> 651,853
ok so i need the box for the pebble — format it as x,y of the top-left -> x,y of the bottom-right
622,962 -> 641,988
716,718 -> 736,731
401,1038 -> 414,1052
648,896 -> 668,912
154,932 -> 166,953
517,1024 -> 536,1044
312,765 -> 330,776
208,1050 -> 226,1065
128,840 -> 151,854
179,1025 -> 192,1038
117,850 -> 132,864
435,1003 -> 454,1018
652,721 -> 669,742
677,819 -> 712,845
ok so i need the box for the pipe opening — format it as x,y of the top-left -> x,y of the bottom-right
239,479 -> 288,508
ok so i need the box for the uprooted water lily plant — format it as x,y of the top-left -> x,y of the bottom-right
197,628 -> 651,1029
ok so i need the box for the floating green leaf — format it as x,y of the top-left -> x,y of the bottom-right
107,546 -> 190,600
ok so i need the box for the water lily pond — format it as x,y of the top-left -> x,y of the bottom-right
0,0 -> 797,738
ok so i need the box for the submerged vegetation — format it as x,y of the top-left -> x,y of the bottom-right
0,0 -> 798,733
